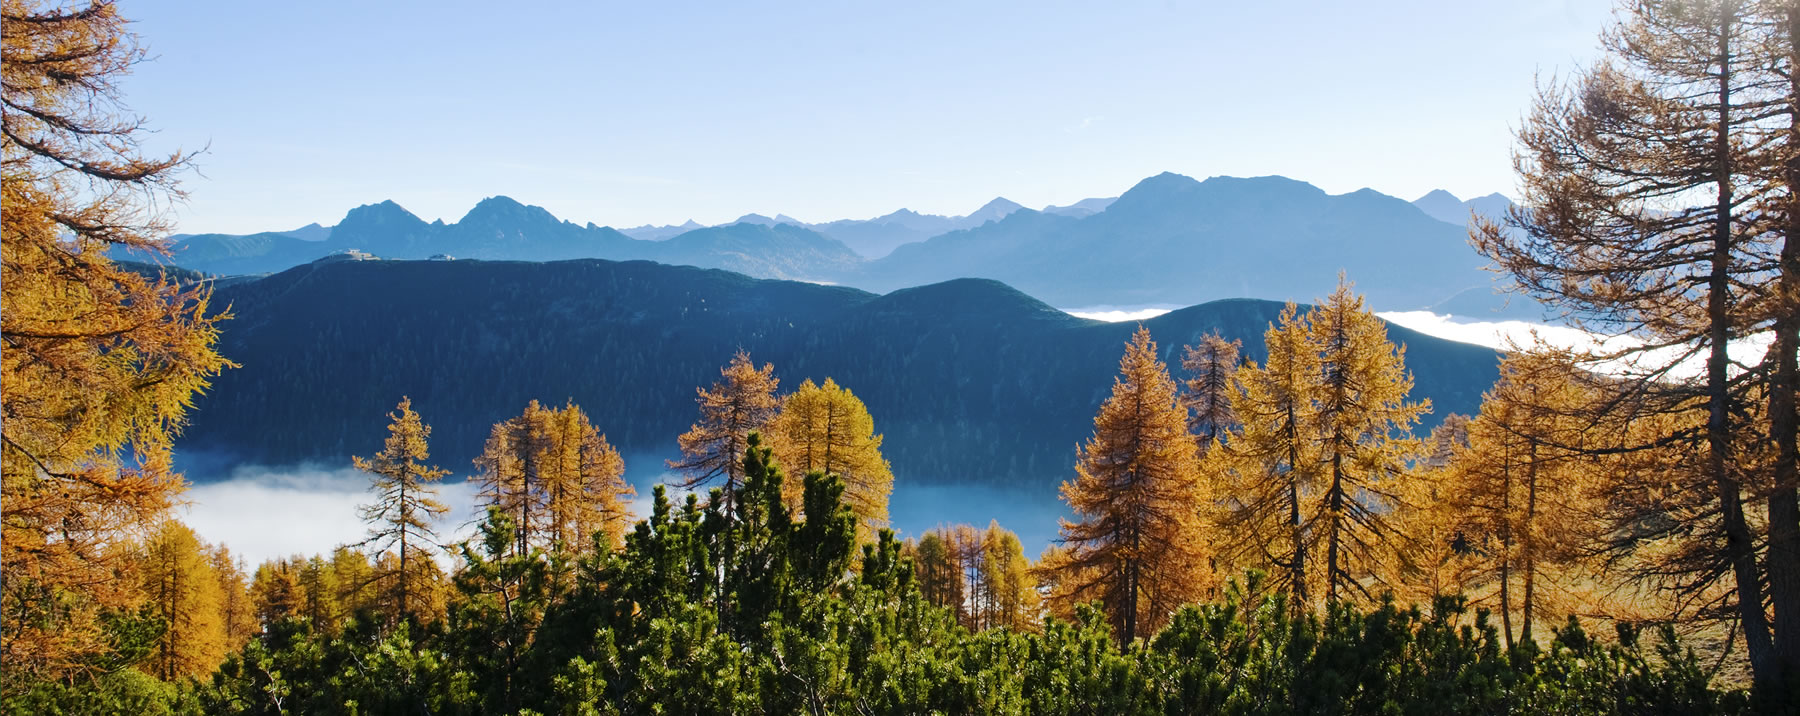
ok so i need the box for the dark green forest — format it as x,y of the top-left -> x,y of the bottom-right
180,257 -> 1499,486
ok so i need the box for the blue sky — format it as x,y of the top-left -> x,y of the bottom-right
121,1 -> 1611,235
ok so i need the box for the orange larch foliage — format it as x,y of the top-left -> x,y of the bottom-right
1050,326 -> 1211,645
1,0 -> 231,690
669,350 -> 781,517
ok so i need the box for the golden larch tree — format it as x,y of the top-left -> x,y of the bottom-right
910,531 -> 962,614
670,351 -> 781,517
475,400 -> 558,555
978,521 -> 1041,632
1221,302 -> 1322,608
1307,280 -> 1428,604
249,558 -> 303,630
1050,326 -> 1210,645
549,401 -> 633,552
477,400 -> 634,555
138,520 -> 226,681
1436,353 -> 1599,648
298,555 -> 346,635
773,377 -> 894,540
354,397 -> 451,622
209,545 -> 254,652
329,546 -> 379,620
1471,0 -> 1800,690
0,0 -> 231,688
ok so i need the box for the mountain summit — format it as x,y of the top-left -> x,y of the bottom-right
1411,189 -> 1515,228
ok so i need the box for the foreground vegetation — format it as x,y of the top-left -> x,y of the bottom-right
7,441 -> 1759,714
7,0 -> 1800,713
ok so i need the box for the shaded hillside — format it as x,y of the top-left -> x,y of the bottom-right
181,259 -> 1502,490
859,173 -> 1505,312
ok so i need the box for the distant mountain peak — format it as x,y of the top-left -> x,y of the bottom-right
1415,188 -> 1462,204
975,196 -> 1023,212
734,213 -> 778,226
1412,189 -> 1513,227
339,200 -> 424,228
460,195 -> 559,226
966,197 -> 1025,224
1122,171 -> 1202,195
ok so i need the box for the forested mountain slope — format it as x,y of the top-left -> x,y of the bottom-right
181,258 -> 1502,488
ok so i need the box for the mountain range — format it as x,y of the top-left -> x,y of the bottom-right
1410,189 -> 1515,228
173,256 -> 1503,492
122,172 -> 1533,317
618,196 -> 1100,258
134,197 -> 865,281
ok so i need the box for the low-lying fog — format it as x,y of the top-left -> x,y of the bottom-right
179,455 -> 1072,568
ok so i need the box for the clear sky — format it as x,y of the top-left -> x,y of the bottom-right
119,0 -> 1613,235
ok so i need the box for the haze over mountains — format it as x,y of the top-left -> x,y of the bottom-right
1410,188 -> 1515,228
174,256 -> 1502,493
125,172 -> 1532,317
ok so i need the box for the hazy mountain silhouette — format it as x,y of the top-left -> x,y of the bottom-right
855,173 -> 1515,312
1411,189 -> 1515,228
131,174 -> 1538,316
1042,196 -> 1117,217
805,197 -> 1027,258
619,219 -> 703,241
120,197 -> 862,279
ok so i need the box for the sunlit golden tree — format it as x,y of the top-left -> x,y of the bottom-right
249,558 -> 303,629
1472,0 -> 1798,688
977,521 -> 1041,632
1435,354 -> 1599,648
477,400 -> 634,556
910,531 -> 962,614
549,401 -> 633,552
1307,280 -> 1428,604
138,520 -> 225,681
1221,303 -> 1321,608
670,351 -> 781,517
0,0 -> 231,688
353,397 -> 451,621
208,545 -> 253,652
1050,326 -> 1210,644
773,377 -> 894,540
476,400 -> 557,555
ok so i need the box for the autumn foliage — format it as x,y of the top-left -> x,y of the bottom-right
0,0 -> 229,691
